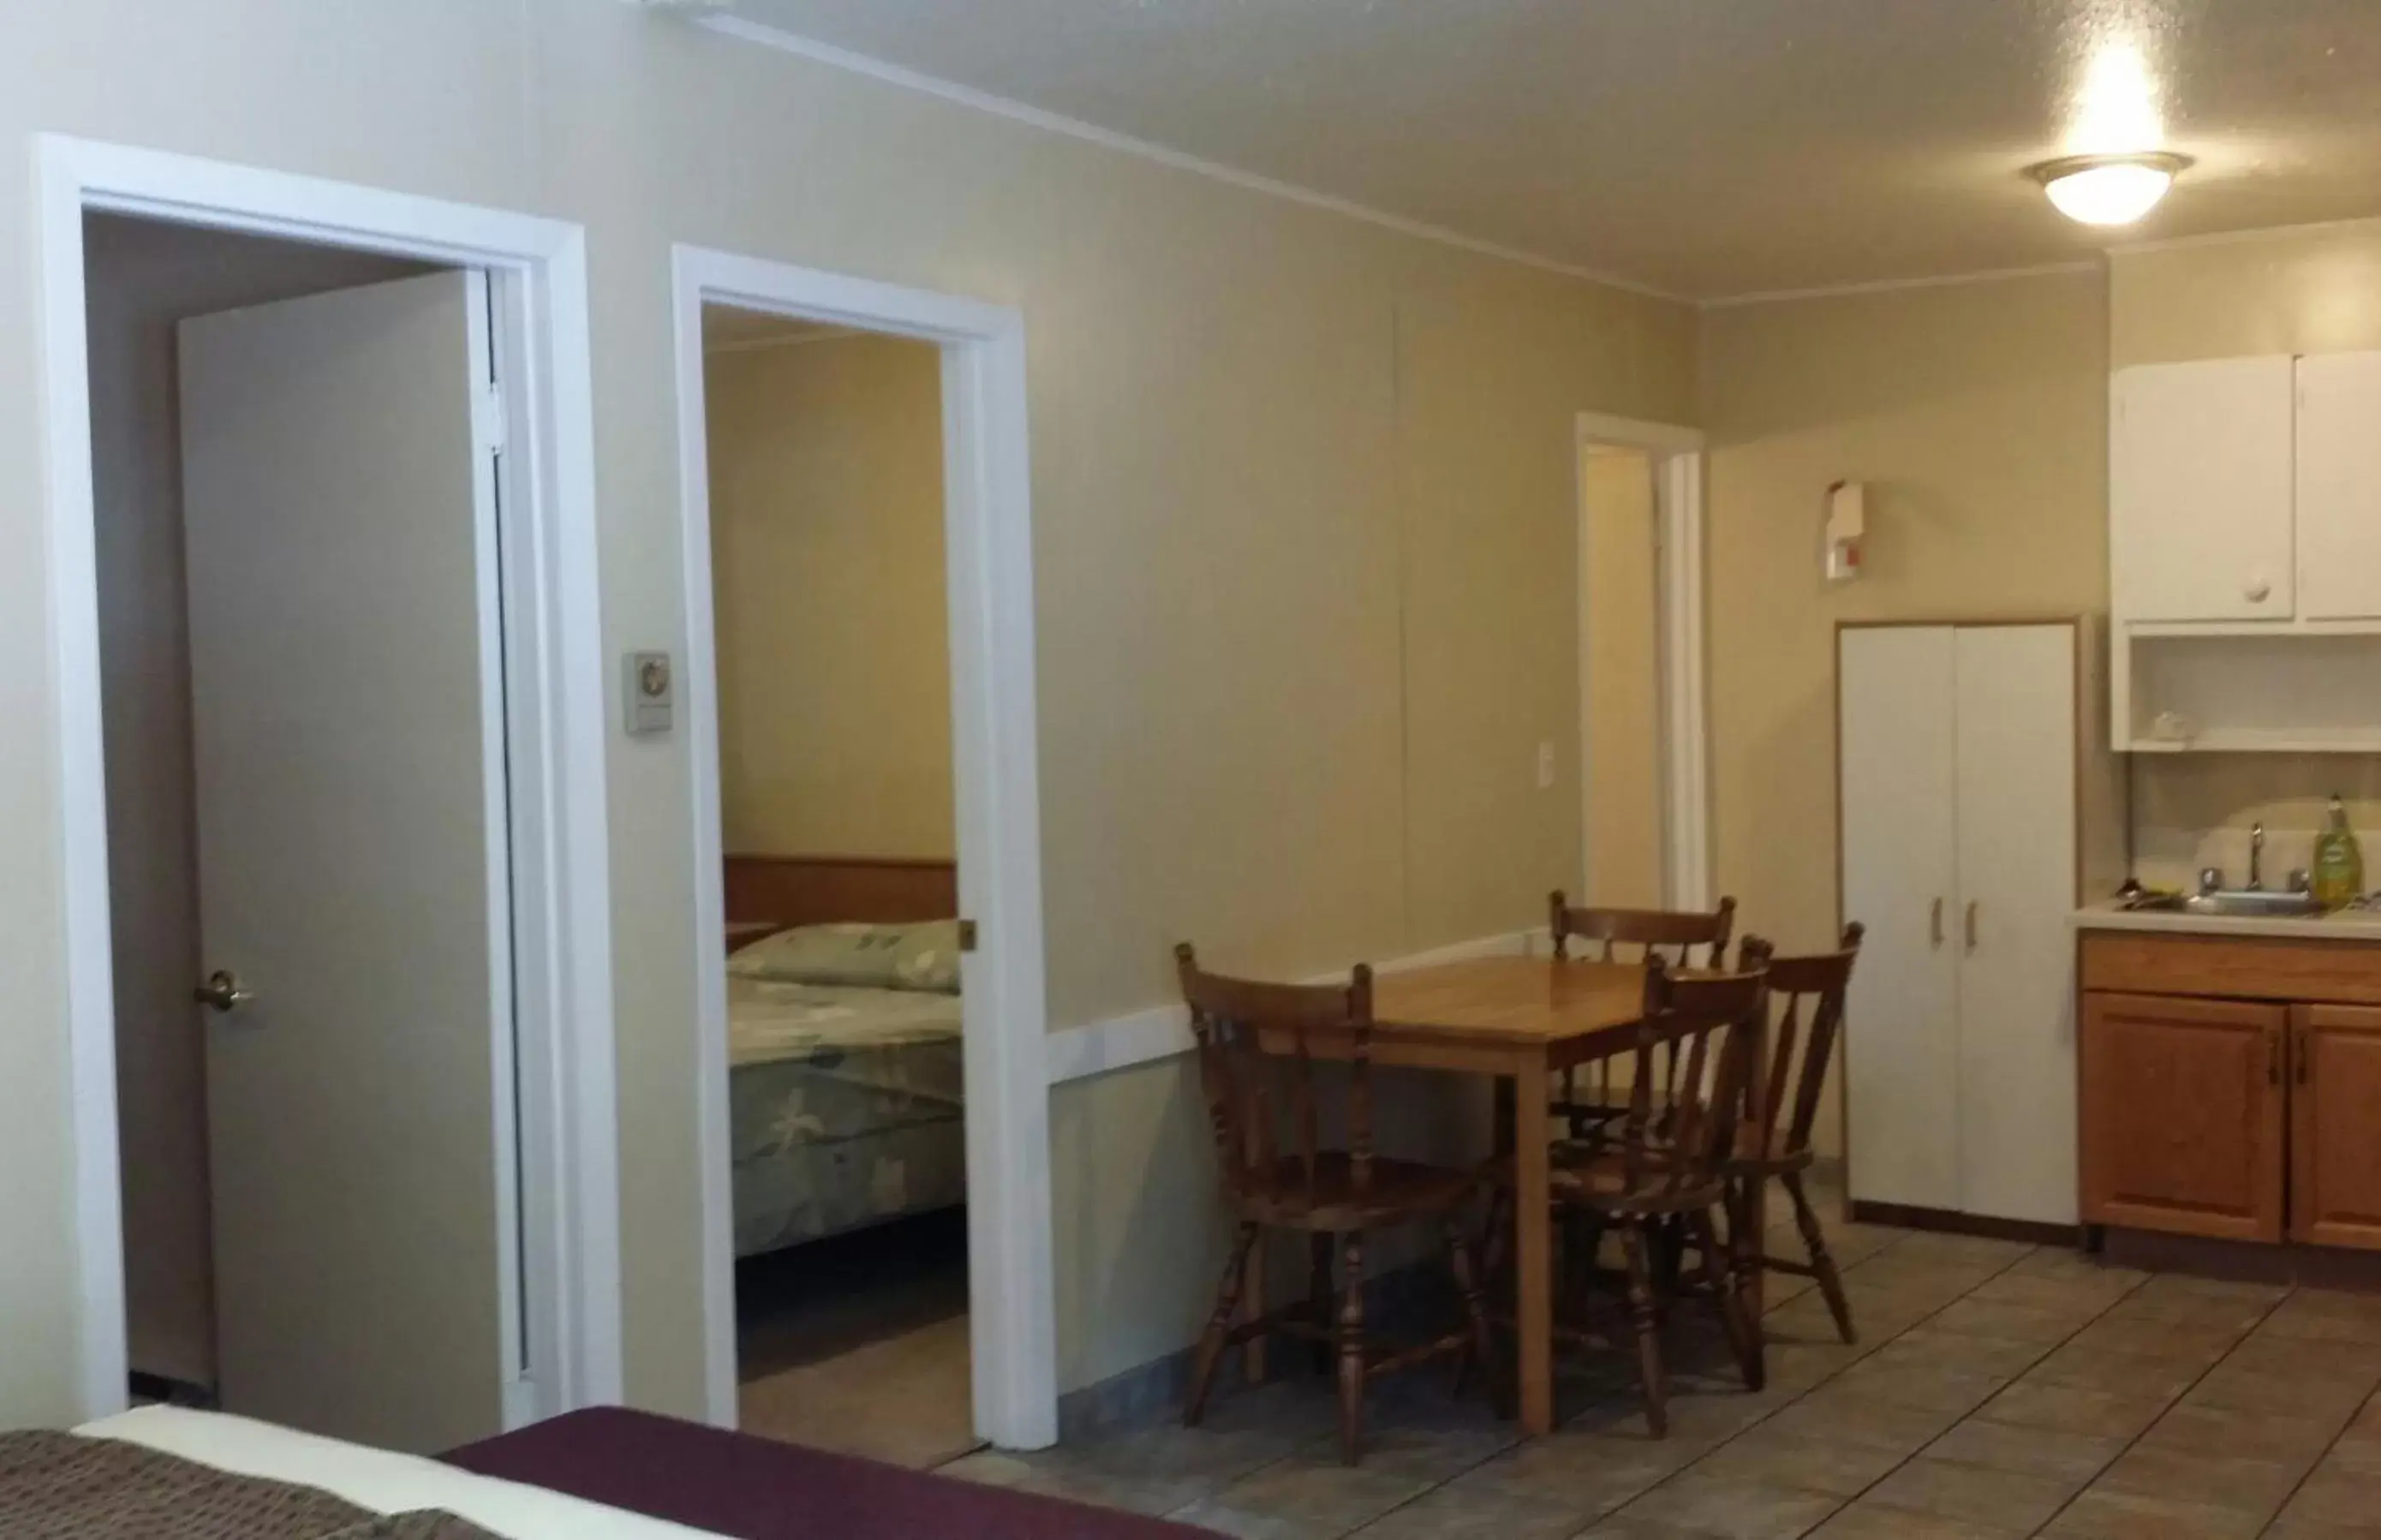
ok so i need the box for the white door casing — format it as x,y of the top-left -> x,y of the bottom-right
673,247 -> 1056,1450
1839,625 -> 1962,1213
182,271 -> 514,1454
40,136 -> 619,1430
1951,625 -> 2080,1227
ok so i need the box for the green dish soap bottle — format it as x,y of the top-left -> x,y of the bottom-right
2312,794 -> 2366,910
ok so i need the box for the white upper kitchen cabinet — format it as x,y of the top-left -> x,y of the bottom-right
2110,355 -> 2295,624
2295,351 -> 2381,623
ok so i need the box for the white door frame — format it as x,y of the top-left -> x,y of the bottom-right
671,247 -> 1057,1450
34,135 -> 624,1426
1573,411 -> 1714,911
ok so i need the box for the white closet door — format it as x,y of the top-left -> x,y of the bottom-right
1840,626 -> 1961,1212
1953,625 -> 2080,1225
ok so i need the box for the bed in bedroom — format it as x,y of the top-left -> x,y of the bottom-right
52,1406 -> 1205,1539
720,855 -> 968,1259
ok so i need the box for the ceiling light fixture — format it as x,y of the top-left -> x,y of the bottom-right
2027,151 -> 2193,226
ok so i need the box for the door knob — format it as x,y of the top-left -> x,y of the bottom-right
194,970 -> 257,1014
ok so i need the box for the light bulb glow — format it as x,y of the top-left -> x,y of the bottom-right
2027,151 -> 2191,227
2068,39 -> 2163,156
2044,162 -> 2175,224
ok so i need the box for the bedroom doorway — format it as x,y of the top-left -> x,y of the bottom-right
675,250 -> 1057,1454
704,312 -> 975,1466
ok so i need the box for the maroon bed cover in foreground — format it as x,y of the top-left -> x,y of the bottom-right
445,1407 -> 1206,1540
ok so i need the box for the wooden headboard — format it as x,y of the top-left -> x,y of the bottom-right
723,855 -> 958,929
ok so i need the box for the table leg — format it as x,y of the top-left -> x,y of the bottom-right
1514,1056 -> 1555,1436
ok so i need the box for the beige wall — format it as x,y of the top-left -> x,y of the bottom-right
1580,448 -> 1663,908
2110,221 -> 2381,887
0,2 -> 1697,1423
84,215 -> 432,1390
2111,218 -> 2381,367
705,329 -> 955,860
1701,271 -> 2111,1153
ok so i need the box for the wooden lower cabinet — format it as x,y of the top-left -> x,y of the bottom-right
2080,991 -> 2286,1242
2290,1005 -> 2381,1249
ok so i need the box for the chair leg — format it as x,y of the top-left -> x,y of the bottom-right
1447,1221 -> 1495,1400
1185,1222 -> 1258,1428
1478,1186 -> 1513,1301
1785,1172 -> 1856,1345
1690,1208 -> 1762,1393
1619,1224 -> 1668,1438
1337,1231 -> 1367,1465
1309,1233 -> 1336,1374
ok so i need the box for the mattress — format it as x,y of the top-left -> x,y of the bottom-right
73,1406 -> 719,1540
728,978 -> 965,1256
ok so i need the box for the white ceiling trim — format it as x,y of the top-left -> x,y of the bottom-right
699,13 -> 1686,304
2107,211 -> 2381,257
1701,258 -> 2104,311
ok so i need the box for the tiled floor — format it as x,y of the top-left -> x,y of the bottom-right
943,1196 -> 2381,1537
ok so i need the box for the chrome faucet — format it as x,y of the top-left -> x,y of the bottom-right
2248,822 -> 2265,892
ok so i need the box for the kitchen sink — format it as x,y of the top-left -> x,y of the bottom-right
2134,889 -> 2330,918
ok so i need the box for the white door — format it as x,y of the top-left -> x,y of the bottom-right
2109,356 -> 2295,623
1839,626 -> 1961,1212
180,270 -> 515,1454
2295,351 -> 2381,622
1953,626 -> 2080,1225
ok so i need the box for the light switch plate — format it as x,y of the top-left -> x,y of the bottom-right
624,651 -> 673,736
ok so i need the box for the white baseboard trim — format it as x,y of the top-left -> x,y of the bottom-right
1045,926 -> 1550,1086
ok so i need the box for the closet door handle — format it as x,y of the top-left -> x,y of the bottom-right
1929,898 -> 1944,948
1964,900 -> 1979,952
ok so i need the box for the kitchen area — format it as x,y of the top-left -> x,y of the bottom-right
1839,321 -> 2381,1280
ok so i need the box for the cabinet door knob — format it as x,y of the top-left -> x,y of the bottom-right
2246,576 -> 2273,603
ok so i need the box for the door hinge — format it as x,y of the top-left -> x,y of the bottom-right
958,919 -> 980,953
475,385 -> 509,455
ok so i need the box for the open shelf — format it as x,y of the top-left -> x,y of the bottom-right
2115,628 -> 2381,754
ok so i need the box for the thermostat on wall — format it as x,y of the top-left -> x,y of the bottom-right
624,651 -> 674,736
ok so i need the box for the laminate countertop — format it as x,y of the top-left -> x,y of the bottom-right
2072,901 -> 2381,941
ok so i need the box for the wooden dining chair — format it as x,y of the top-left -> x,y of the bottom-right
1483,941 -> 1771,1437
1546,892 -> 1739,1141
1174,944 -> 1494,1465
1728,924 -> 1865,1344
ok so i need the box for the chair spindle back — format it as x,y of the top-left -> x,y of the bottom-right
1175,943 -> 1375,1212
1746,924 -> 1863,1166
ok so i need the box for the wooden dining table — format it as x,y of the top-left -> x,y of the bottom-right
1264,952 -> 1769,1436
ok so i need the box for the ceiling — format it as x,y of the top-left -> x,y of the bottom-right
718,0 -> 2381,300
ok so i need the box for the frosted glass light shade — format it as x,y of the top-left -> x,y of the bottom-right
2030,152 -> 2191,227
